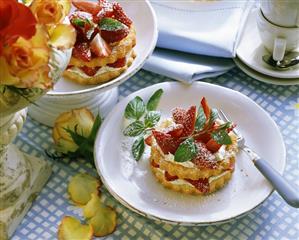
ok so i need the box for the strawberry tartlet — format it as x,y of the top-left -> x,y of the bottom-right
64,0 -> 136,85
146,98 -> 238,195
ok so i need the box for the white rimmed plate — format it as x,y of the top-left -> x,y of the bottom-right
94,82 -> 286,225
236,8 -> 299,79
48,0 -> 158,96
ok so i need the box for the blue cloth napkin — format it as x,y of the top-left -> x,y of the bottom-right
143,0 -> 253,83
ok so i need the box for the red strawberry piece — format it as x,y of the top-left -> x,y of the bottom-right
107,57 -> 126,68
194,132 -> 211,144
72,42 -> 92,62
151,160 -> 159,168
200,97 -> 211,119
185,178 -> 209,193
72,0 -> 102,15
152,130 -> 182,154
206,139 -> 222,153
112,2 -> 132,26
172,106 -> 196,137
80,66 -> 100,76
90,33 -> 111,57
100,27 -> 129,43
144,134 -> 153,146
164,171 -> 179,182
94,0 -> 114,23
191,142 -> 217,169
166,124 -> 184,138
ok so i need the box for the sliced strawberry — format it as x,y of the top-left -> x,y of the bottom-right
206,139 -> 222,153
185,178 -> 209,193
90,33 -> 111,57
164,172 -> 179,182
112,2 -> 132,26
151,160 -> 159,168
152,130 -> 182,154
166,124 -> 184,138
80,66 -> 100,76
191,142 -> 217,169
72,0 -> 102,15
72,42 -> 92,62
172,106 -> 196,137
101,28 -> 129,43
107,57 -> 126,68
94,0 -> 114,23
99,18 -> 129,43
200,97 -> 211,119
194,132 -> 211,144
144,134 -> 153,146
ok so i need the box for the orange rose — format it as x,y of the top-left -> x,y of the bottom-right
0,0 -> 37,55
30,0 -> 71,25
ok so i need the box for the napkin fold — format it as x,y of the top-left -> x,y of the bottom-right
143,0 -> 253,82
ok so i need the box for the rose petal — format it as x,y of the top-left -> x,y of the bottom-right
49,24 -> 76,50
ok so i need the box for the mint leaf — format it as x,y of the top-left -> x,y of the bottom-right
99,17 -> 125,31
72,18 -> 87,27
208,108 -> 218,126
123,121 -> 145,137
211,130 -> 232,145
174,138 -> 198,162
132,137 -> 145,161
124,96 -> 145,120
147,89 -> 163,111
144,111 -> 161,128
195,106 -> 206,131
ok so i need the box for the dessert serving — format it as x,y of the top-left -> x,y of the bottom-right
123,90 -> 238,195
64,0 -> 136,85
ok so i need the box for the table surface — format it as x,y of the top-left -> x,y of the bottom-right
12,67 -> 299,240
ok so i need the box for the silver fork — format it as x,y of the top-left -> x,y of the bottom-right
218,110 -> 299,208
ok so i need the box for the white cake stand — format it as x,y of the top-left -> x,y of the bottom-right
29,0 -> 158,126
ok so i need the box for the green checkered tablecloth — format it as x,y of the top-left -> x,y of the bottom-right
12,67 -> 299,240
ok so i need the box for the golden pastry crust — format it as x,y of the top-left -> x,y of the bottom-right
150,139 -> 238,180
63,50 -> 136,85
150,164 -> 233,195
69,26 -> 136,68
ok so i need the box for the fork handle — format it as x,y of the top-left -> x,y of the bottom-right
254,159 -> 299,208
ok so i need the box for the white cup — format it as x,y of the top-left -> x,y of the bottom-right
260,0 -> 299,27
256,9 -> 299,61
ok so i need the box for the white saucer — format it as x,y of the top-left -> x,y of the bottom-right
236,8 -> 299,79
95,82 -> 286,225
234,57 -> 299,85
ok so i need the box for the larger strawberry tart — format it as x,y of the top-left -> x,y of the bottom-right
64,0 -> 136,85
146,98 -> 238,195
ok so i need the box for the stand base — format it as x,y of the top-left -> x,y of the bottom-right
0,145 -> 51,240
28,87 -> 119,127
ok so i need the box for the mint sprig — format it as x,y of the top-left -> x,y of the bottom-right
99,17 -> 125,31
123,89 -> 163,161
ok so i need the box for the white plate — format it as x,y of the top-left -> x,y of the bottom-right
94,82 -> 286,225
48,0 -> 157,96
236,8 -> 299,79
234,57 -> 299,85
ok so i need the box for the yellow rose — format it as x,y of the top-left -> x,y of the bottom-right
30,0 -> 71,25
53,108 -> 95,154
1,25 -> 52,89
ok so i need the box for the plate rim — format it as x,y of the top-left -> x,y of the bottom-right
94,81 -> 286,225
47,0 -> 158,97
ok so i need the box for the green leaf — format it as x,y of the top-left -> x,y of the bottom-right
72,18 -> 87,27
99,17 -> 125,31
211,130 -> 232,145
88,114 -> 102,143
64,126 -> 87,147
123,121 -> 145,137
124,96 -> 146,120
208,108 -> 218,126
174,138 -> 198,162
132,137 -> 145,161
195,106 -> 206,131
144,111 -> 161,128
147,89 -> 163,111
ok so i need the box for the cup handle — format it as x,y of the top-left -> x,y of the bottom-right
273,38 -> 286,62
